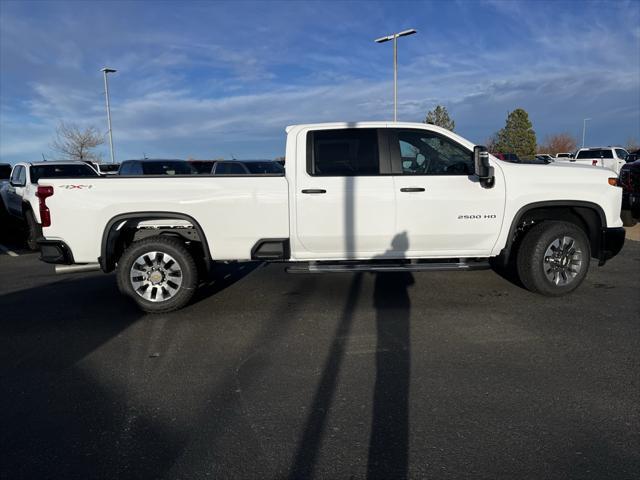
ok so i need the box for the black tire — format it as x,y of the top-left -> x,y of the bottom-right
516,221 -> 591,296
116,236 -> 198,313
25,209 -> 41,251
621,209 -> 637,227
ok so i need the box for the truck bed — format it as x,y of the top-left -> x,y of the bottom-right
41,176 -> 289,263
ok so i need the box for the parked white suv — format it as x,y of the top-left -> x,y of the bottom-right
557,147 -> 629,174
0,161 -> 99,249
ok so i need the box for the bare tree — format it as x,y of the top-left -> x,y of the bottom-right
484,132 -> 499,153
537,133 -> 577,155
51,121 -> 104,161
626,137 -> 640,152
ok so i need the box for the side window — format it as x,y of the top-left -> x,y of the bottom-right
309,128 -> 379,176
10,166 -> 23,184
615,149 -> 628,160
394,130 -> 472,175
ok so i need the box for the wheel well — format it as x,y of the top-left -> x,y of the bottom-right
100,213 -> 212,273
502,203 -> 604,264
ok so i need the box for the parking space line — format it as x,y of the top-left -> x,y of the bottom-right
0,244 -> 19,257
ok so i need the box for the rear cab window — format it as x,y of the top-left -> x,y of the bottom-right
307,128 -> 381,176
576,149 -> 613,159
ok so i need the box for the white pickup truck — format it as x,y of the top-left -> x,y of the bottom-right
556,147 -> 629,174
0,161 -> 99,249
36,122 -> 625,312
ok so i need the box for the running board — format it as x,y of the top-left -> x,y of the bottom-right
286,261 -> 490,274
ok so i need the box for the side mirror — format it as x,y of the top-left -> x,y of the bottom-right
474,145 -> 495,189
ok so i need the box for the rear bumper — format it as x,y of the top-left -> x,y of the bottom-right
598,227 -> 625,266
37,239 -> 74,265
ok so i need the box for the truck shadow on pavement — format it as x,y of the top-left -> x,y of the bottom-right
0,274 -> 188,479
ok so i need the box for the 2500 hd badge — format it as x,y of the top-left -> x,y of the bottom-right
458,214 -> 497,219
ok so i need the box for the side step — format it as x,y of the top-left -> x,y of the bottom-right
286,260 -> 490,274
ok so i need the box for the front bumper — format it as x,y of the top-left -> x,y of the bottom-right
598,227 -> 625,266
37,239 -> 74,265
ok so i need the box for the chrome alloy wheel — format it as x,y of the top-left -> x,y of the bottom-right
129,251 -> 183,302
543,236 -> 583,286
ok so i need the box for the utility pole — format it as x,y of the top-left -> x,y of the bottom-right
582,118 -> 591,148
101,67 -> 117,163
375,29 -> 417,122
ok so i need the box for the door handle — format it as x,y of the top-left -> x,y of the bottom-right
400,187 -> 425,192
301,189 -> 326,194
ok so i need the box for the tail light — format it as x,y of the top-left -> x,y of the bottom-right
36,186 -> 54,227
592,160 -> 598,166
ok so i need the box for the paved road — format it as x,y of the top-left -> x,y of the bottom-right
1,241 -> 639,479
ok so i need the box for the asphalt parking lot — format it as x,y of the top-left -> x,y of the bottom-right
1,232 -> 639,480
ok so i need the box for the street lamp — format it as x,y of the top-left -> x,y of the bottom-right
375,28 -> 417,122
582,118 -> 591,148
101,67 -> 117,163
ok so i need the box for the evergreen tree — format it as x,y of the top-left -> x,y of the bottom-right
424,105 -> 455,131
495,108 -> 536,158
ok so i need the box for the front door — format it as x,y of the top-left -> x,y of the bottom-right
294,128 -> 397,259
390,129 -> 505,257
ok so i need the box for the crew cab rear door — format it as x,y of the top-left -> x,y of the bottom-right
294,127 -> 396,259
389,128 -> 505,257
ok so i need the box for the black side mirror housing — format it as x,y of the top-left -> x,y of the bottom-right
474,145 -> 495,188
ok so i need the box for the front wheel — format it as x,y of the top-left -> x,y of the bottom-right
116,236 -> 199,313
25,209 -> 42,251
517,221 -> 591,296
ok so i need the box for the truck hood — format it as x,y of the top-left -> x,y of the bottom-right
494,157 -> 617,180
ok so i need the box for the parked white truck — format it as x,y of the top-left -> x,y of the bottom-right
0,161 -> 99,249
556,147 -> 629,174
35,122 -> 625,312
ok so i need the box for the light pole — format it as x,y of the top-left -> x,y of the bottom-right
101,67 -> 117,163
582,117 -> 591,148
375,29 -> 417,122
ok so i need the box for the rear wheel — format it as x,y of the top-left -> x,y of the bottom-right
116,236 -> 198,313
517,221 -> 590,296
25,209 -> 41,251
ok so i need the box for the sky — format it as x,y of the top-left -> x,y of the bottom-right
0,0 -> 639,164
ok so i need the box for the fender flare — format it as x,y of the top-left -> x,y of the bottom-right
499,200 -> 606,265
100,211 -> 212,272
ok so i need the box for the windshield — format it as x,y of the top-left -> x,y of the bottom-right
30,164 -> 98,183
576,149 -> 613,159
141,161 -> 195,175
244,162 -> 284,174
99,164 -> 120,173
